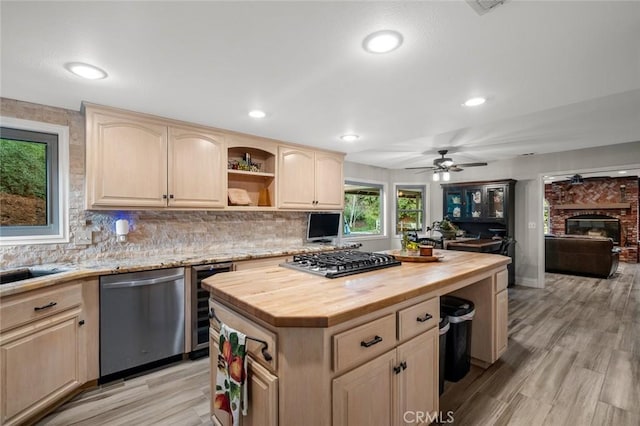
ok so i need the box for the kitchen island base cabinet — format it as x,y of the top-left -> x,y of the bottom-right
449,270 -> 508,364
333,328 -> 438,426
210,329 -> 278,426
332,350 -> 396,426
203,253 -> 510,426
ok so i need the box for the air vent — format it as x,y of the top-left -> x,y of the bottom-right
466,0 -> 507,15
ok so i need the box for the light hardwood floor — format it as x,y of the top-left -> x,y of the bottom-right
39,263 -> 639,426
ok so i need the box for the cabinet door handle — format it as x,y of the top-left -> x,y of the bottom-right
393,364 -> 403,374
34,301 -> 57,311
416,313 -> 433,323
162,194 -> 168,199
169,194 -> 174,199
78,320 -> 85,326
360,335 -> 383,348
401,361 -> 407,370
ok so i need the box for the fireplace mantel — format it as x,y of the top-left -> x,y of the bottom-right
555,203 -> 631,210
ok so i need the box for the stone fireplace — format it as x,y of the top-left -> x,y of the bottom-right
545,176 -> 638,263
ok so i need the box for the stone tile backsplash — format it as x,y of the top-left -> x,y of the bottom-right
0,98 -> 308,269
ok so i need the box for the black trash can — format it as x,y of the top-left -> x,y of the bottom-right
441,295 -> 475,382
438,316 -> 450,395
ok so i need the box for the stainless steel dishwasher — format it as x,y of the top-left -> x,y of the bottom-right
100,267 -> 185,379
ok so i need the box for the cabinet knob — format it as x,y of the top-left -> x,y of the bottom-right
78,319 -> 85,326
393,365 -> 403,374
162,194 -> 167,199
169,194 -> 174,199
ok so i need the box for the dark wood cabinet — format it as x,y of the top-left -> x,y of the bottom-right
442,180 -> 516,285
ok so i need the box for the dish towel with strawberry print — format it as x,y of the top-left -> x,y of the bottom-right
215,324 -> 248,426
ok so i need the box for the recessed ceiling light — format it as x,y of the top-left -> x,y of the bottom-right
463,97 -> 486,107
362,30 -> 403,54
64,62 -> 108,80
618,170 -> 627,174
248,110 -> 266,119
340,134 -> 360,142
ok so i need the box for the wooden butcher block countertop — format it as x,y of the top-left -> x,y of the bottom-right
202,250 -> 511,328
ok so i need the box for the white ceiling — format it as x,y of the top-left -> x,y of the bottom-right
2,1 -> 639,170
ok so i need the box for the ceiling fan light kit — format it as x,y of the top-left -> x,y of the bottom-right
432,170 -> 451,181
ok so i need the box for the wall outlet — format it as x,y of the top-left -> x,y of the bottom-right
76,229 -> 93,245
528,222 -> 536,229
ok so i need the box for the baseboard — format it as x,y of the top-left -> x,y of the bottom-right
516,276 -> 542,288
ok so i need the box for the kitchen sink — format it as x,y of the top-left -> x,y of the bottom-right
0,267 -> 70,285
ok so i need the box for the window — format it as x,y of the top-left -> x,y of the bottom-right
343,181 -> 384,237
0,117 -> 69,245
396,185 -> 426,234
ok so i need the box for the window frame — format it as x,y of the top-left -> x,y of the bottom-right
0,116 -> 69,245
394,184 -> 427,236
343,179 -> 387,240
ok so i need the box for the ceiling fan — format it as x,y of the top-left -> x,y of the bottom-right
405,149 -> 488,174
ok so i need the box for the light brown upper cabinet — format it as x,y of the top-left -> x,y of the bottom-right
277,146 -> 344,210
85,104 -> 226,209
168,126 -> 226,208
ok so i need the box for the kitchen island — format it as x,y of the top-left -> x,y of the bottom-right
203,249 -> 510,426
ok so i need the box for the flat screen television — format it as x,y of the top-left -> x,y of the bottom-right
307,212 -> 341,243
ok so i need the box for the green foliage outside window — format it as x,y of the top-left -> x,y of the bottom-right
0,138 -> 47,226
0,139 -> 47,199
344,183 -> 382,235
396,186 -> 425,234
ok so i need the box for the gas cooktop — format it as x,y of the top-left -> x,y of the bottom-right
280,250 -> 401,278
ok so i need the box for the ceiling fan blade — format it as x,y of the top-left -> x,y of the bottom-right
455,162 -> 488,167
449,166 -> 463,172
405,166 -> 437,170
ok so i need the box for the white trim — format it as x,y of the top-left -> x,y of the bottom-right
0,116 -> 70,246
393,182 -> 430,236
518,276 -> 542,288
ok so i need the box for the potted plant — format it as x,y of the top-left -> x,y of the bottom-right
432,217 -> 458,240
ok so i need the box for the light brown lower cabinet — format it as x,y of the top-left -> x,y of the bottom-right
0,279 -> 98,426
1,309 -> 82,424
207,266 -> 507,425
495,289 -> 508,358
210,329 -> 278,426
332,328 -> 438,426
